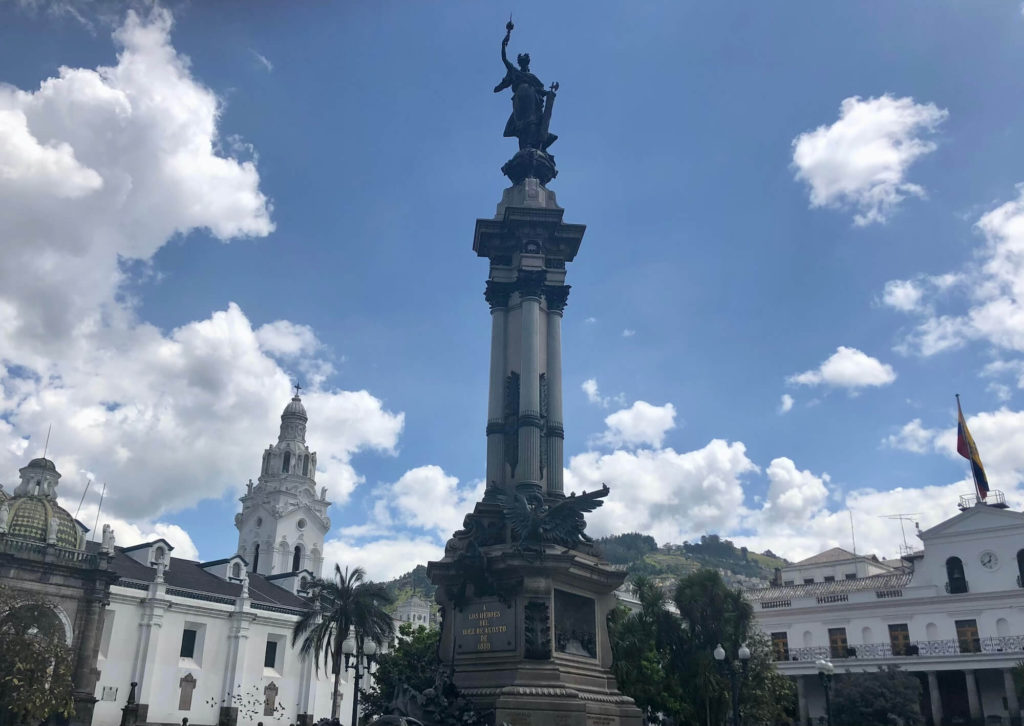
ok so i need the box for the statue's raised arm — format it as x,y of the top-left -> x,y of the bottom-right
493,24 -> 516,93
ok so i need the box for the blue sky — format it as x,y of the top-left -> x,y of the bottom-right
4,1 -> 1024,578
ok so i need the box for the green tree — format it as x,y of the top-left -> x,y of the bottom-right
360,623 -> 440,718
292,565 -> 394,720
831,668 -> 922,726
608,576 -> 688,723
0,585 -> 75,726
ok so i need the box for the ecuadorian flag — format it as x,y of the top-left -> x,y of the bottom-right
957,395 -> 990,500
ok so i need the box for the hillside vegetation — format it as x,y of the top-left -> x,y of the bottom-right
381,534 -> 789,600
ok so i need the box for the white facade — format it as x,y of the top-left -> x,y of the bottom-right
392,596 -> 434,630
89,395 -> 357,726
748,498 -> 1024,726
235,395 -> 329,578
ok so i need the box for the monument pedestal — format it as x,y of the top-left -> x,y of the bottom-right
429,544 -> 642,726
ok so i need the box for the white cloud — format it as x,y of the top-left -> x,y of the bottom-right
791,95 -> 947,225
594,401 -> 677,449
759,457 -> 830,524
67,500 -> 200,560
321,464 -> 484,581
622,329 -> 636,338
581,378 -> 625,409
250,49 -> 273,72
883,418 -> 938,454
256,320 -> 320,358
566,439 -> 758,545
896,186 -> 1024,357
0,9 -> 404,541
778,394 -> 794,414
880,279 -> 924,313
788,346 -> 897,389
584,317 -> 597,324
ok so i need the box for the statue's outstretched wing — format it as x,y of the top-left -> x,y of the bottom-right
540,484 -> 610,547
501,493 -> 533,540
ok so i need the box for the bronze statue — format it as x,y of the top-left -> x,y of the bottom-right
493,21 -> 558,153
502,485 -> 609,554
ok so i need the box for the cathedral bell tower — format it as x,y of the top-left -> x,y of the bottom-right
235,391 -> 330,577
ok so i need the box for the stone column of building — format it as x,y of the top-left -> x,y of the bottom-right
965,669 -> 982,722
484,281 -> 512,497
132,580 -> 169,721
515,271 -> 545,495
219,604 -> 255,726
926,671 -> 943,726
1004,668 -> 1021,725
796,675 -> 809,726
544,285 -> 569,496
296,652 -> 316,726
70,593 -> 105,722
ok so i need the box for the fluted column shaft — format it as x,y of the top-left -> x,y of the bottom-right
545,285 -> 569,496
485,282 -> 511,496
516,275 -> 544,493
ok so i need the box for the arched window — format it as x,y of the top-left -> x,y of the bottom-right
231,562 -> 241,579
292,545 -> 302,572
282,452 -> 291,474
299,577 -> 308,591
946,556 -> 968,594
1016,549 -> 1024,587
302,455 -> 309,477
154,546 -> 165,564
253,544 -> 260,573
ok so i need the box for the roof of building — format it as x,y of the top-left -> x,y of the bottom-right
6,495 -> 81,549
789,547 -> 860,567
25,457 -> 57,472
745,571 -> 912,601
108,548 -> 310,610
282,395 -> 307,419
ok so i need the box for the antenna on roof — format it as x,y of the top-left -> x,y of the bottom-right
882,513 -> 920,559
849,510 -> 857,555
42,424 -> 52,459
91,482 -> 107,541
74,476 -> 92,520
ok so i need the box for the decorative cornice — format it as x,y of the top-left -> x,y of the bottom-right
484,280 -> 515,309
486,421 -> 506,436
515,270 -> 547,299
544,285 -> 570,312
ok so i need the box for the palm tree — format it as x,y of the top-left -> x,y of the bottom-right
292,565 -> 394,720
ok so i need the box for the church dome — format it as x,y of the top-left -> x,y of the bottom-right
26,457 -> 57,471
6,496 -> 81,549
282,395 -> 307,419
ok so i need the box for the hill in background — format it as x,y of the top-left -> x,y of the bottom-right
381,534 -> 789,605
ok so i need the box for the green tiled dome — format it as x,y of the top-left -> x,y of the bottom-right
7,496 -> 81,549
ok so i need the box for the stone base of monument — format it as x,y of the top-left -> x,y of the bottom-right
428,538 -> 642,726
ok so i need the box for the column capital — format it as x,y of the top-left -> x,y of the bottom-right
516,270 -> 546,299
484,280 -> 515,309
544,285 -> 571,312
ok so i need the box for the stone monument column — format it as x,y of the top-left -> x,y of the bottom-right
544,285 -> 569,497
516,271 -> 545,495
484,281 -> 512,497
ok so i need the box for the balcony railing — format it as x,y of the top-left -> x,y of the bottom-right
777,636 -> 1024,662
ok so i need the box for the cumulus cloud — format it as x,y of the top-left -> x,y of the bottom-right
880,279 -> 925,313
323,464 -> 484,580
778,394 -> 794,414
622,329 -> 636,338
893,186 -> 1024,357
581,378 -> 625,409
791,95 -> 947,225
759,457 -> 830,524
567,439 -> 758,545
788,346 -> 897,390
0,10 -> 404,539
883,418 -> 938,454
594,401 -> 677,449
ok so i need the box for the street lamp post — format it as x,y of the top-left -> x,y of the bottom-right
815,659 -> 835,726
342,632 -> 378,726
714,643 -> 751,726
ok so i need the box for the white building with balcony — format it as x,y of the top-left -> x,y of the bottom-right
748,492 -> 1024,726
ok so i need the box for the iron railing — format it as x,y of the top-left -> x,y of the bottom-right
777,636 -> 1024,662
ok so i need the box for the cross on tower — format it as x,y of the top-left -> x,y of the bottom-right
293,382 -> 302,397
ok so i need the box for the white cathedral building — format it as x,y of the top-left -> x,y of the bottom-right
1,394 -> 362,726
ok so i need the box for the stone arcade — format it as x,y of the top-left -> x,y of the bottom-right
427,23 -> 642,726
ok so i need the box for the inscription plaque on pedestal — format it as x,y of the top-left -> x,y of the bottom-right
454,599 -> 516,653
